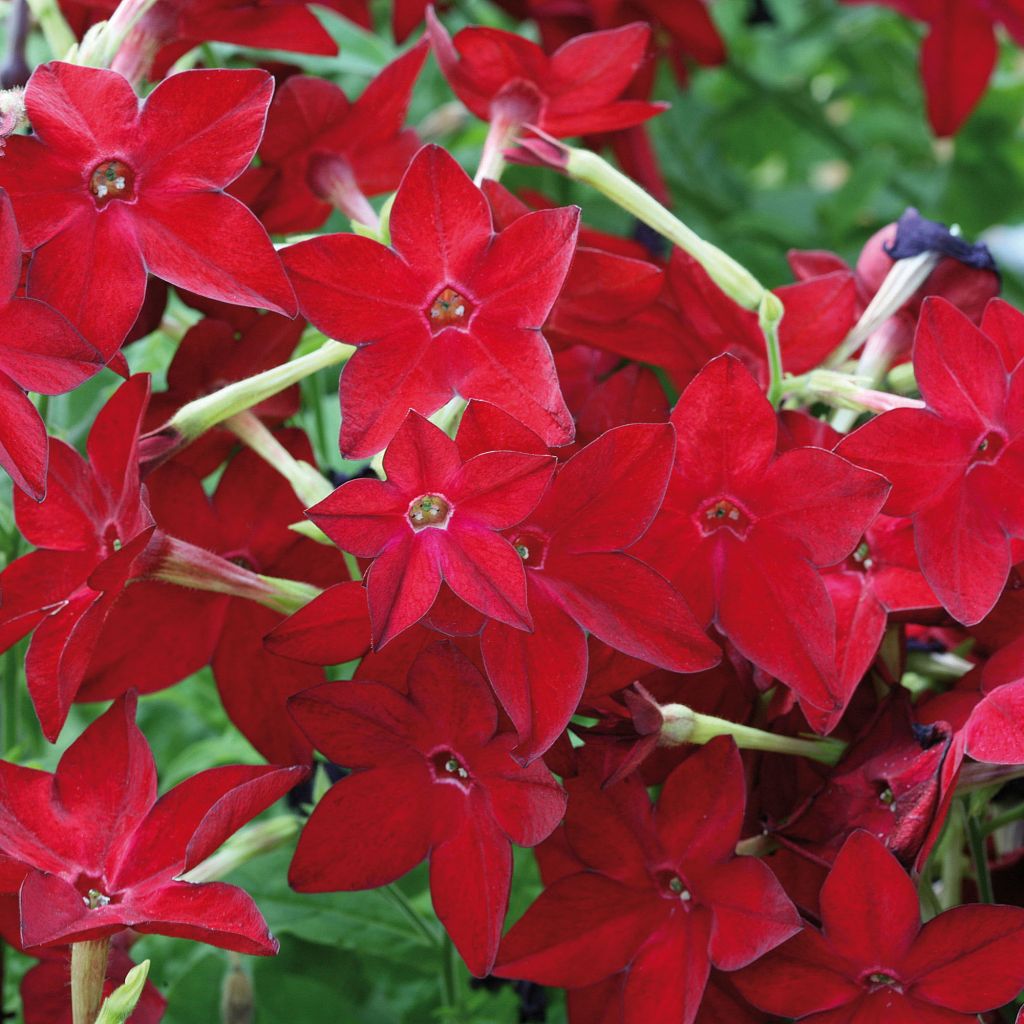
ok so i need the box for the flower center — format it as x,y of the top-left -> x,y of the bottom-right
84,888 -> 111,909
427,288 -> 471,331
850,538 -> 874,572
654,869 -> 693,904
89,160 -> 134,205
697,497 -> 752,538
511,531 -> 546,569
430,749 -> 471,788
862,970 -> 904,993
973,430 -> 1006,464
408,493 -> 451,530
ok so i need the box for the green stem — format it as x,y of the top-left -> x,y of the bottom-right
225,410 -> 334,509
71,938 -> 111,1024
167,340 -> 353,445
939,806 -> 965,910
759,291 -> 785,408
440,931 -> 459,1015
149,536 -> 322,616
378,885 -> 441,949
963,803 -> 994,903
181,816 -> 300,884
557,142 -> 766,310
659,703 -> 845,765
983,801 -> 1024,836
24,0 -> 76,59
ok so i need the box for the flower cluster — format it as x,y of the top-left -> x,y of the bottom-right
0,2 -> 1023,1022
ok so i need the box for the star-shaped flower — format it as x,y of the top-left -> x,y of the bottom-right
0,62 -> 296,357
233,44 -> 426,234
427,12 -> 665,138
639,355 -> 890,725
495,739 -> 800,1024
733,829 -> 1024,1023
283,144 -> 579,456
0,376 -> 155,740
838,297 -> 1024,625
288,642 -> 566,977
0,694 -> 306,953
307,408 -> 556,646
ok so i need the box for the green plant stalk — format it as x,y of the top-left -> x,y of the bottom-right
71,938 -> 111,1024
938,807 -> 965,910
226,410 -> 335,509
963,802 -> 994,904
168,340 -> 354,444
759,291 -> 785,408
24,0 -> 76,58
150,537 -> 322,616
379,885 -> 441,949
983,800 -> 1024,836
563,144 -> 766,310
659,703 -> 845,765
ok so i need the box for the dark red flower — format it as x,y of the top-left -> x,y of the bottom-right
778,414 -> 939,716
288,642 -> 566,977
283,144 -> 579,456
233,44 -> 426,234
0,63 -> 296,357
733,829 -> 1024,1023
472,419 -> 720,759
427,12 -> 665,138
638,355 -> 890,725
80,431 -> 356,764
0,189 -> 101,498
308,408 -> 556,646
495,739 -> 800,1024
62,0 -> 368,80
838,297 -> 1024,625
843,1 -> 1024,135
0,375 -> 155,740
767,700 -> 960,914
0,694 -> 306,953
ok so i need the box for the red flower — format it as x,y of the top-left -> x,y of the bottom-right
427,12 -> 665,137
80,431 -> 356,764
0,63 -> 296,357
837,297 -> 1024,625
0,375 -> 155,741
233,44 -> 426,234
844,1 -> 1024,135
733,829 -> 1024,1023
288,643 -> 566,977
308,408 -> 556,646
767,700 -> 960,914
639,355 -> 890,725
0,189 -> 101,498
283,144 -> 579,456
0,694 -> 306,953
495,739 -> 800,1024
778,413 -> 939,718
61,0 -> 365,79
471,418 -> 720,759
